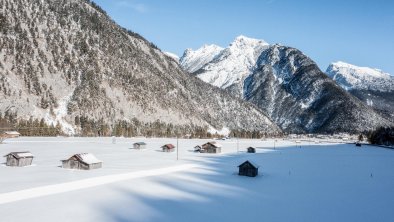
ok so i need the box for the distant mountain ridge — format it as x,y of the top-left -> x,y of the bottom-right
180,36 -> 392,133
0,0 -> 280,136
326,61 -> 393,92
326,61 -> 394,121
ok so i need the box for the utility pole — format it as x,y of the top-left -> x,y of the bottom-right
112,108 -> 116,137
237,137 -> 239,153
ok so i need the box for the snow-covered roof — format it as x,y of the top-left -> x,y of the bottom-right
162,144 -> 175,149
72,153 -> 102,164
4,131 -> 20,135
4,152 -> 34,159
205,141 -> 222,148
238,160 -> 259,168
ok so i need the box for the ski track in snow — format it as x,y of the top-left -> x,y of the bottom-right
0,164 -> 197,205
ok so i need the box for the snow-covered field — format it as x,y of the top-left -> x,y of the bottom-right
1,137 -> 394,222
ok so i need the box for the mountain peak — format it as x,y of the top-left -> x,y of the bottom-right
328,61 -> 391,80
230,35 -> 269,48
326,61 -> 393,91
329,61 -> 390,78
180,36 -> 270,91
179,44 -> 224,73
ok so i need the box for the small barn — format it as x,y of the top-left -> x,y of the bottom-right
4,152 -> 34,167
62,153 -> 102,170
162,144 -> 175,152
238,160 -> 259,177
247,147 -> 256,153
133,142 -> 147,149
201,141 -> 222,153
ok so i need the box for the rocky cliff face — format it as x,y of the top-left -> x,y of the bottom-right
181,37 -> 392,133
245,45 -> 390,133
0,0 -> 280,135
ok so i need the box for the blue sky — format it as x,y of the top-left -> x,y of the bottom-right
94,0 -> 394,74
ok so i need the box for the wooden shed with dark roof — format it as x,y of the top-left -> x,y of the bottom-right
238,160 -> 259,177
4,151 -> 34,167
133,142 -> 147,149
162,144 -> 175,152
62,153 -> 102,170
247,147 -> 256,153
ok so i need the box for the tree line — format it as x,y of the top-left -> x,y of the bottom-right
367,127 -> 394,146
0,111 -> 61,136
1,112 -> 272,138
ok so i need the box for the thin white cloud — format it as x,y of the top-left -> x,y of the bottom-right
115,0 -> 148,13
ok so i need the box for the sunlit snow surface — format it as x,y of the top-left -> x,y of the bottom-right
1,137 -> 394,222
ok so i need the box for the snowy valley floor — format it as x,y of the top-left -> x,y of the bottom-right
0,137 -> 394,222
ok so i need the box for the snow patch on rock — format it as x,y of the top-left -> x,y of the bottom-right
208,126 -> 230,136
164,52 -> 180,62
44,94 -> 75,135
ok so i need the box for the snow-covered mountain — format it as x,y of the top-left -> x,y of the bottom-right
0,0 -> 281,136
180,36 -> 269,96
326,61 -> 393,91
180,44 -> 224,73
180,37 -> 392,133
326,62 -> 394,121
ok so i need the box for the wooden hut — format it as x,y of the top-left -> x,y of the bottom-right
62,153 -> 102,170
133,142 -> 147,149
247,147 -> 256,153
201,141 -> 222,153
4,152 -> 34,167
162,144 -> 175,152
238,160 -> 259,177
